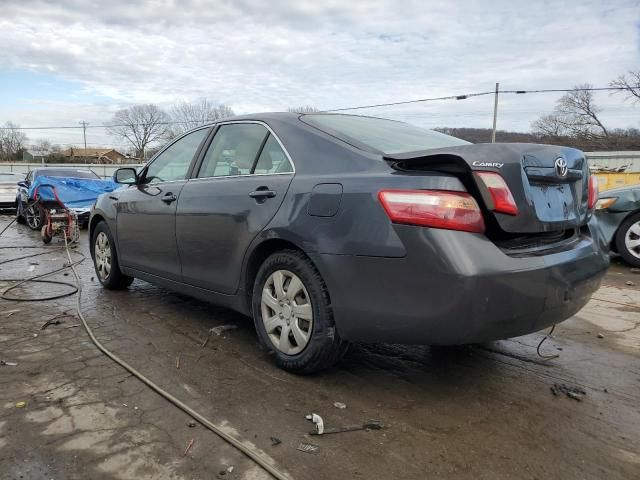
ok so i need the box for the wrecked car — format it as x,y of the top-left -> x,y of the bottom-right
16,167 -> 118,230
89,113 -> 609,373
594,184 -> 640,267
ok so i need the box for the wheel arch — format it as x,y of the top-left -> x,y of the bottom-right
242,237 -> 324,314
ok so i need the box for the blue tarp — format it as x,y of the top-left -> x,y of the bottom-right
29,175 -> 119,210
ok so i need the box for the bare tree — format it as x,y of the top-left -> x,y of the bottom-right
532,84 -> 608,140
0,122 -> 28,161
107,104 -> 170,160
531,114 -> 568,138
611,70 -> 640,103
287,106 -> 320,113
170,99 -> 234,136
32,139 -> 52,153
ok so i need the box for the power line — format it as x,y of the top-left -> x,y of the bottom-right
1,85 -> 633,130
323,86 -> 630,112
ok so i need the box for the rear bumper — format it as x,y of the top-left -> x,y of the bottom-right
311,221 -> 609,344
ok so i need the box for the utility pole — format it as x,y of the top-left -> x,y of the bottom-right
491,82 -> 499,143
80,121 -> 88,151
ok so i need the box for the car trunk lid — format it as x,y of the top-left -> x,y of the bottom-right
383,143 -> 591,235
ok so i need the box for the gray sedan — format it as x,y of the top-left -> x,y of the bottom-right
595,184 -> 640,267
0,171 -> 25,209
89,113 -> 609,373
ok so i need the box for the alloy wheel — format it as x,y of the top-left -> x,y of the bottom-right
25,204 -> 41,229
624,220 -> 640,260
261,269 -> 313,355
94,232 -> 112,280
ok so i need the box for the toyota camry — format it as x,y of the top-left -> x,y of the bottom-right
89,113 -> 609,373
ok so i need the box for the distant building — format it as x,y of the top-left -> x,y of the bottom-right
62,147 -> 128,164
22,149 -> 50,162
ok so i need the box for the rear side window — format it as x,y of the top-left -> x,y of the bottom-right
301,114 -> 469,154
197,124 -> 269,178
254,135 -> 293,174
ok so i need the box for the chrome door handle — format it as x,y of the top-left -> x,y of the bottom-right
161,193 -> 177,204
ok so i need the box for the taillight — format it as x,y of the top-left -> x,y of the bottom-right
588,175 -> 599,210
475,172 -> 518,216
378,189 -> 485,233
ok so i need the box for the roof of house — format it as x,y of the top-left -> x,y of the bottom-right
63,148 -> 124,157
25,149 -> 50,156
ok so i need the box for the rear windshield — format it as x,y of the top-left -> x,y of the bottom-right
300,114 -> 470,154
35,169 -> 99,179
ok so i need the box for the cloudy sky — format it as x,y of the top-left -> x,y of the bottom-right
0,0 -> 638,149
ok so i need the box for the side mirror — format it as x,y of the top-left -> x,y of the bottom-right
17,180 -> 28,188
114,168 -> 138,185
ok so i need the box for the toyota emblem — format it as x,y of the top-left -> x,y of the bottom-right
555,157 -> 568,177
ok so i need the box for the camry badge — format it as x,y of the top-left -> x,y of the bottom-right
555,157 -> 568,177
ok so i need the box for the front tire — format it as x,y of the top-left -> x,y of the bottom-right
615,212 -> 640,268
25,203 -> 44,230
90,221 -> 134,289
252,250 -> 347,374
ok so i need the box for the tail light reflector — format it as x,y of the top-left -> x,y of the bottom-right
378,189 -> 485,233
475,172 -> 518,216
588,175 -> 599,210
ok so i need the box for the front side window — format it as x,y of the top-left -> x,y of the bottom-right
300,114 -> 470,154
197,124 -> 268,178
144,128 -> 208,184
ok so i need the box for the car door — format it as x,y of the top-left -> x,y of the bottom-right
116,128 -> 209,280
177,122 -> 295,294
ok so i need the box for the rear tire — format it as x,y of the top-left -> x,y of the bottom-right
615,212 -> 640,268
252,250 -> 348,374
90,221 -> 134,289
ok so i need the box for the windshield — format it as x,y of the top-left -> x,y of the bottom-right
300,114 -> 470,154
35,169 -> 100,179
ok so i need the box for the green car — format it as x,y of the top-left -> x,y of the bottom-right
595,184 -> 640,267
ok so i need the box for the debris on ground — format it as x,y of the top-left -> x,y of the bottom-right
0,360 -> 17,366
551,383 -> 587,401
305,413 -> 324,434
310,419 -> 383,435
296,442 -> 320,454
201,324 -> 238,347
333,401 -> 347,409
210,325 -> 238,336
625,281 -> 636,286
184,438 -> 195,456
41,318 -> 64,330
188,421 -> 197,428
597,333 -> 605,339
631,268 -> 640,274
2,308 -> 21,317
270,436 -> 282,446
176,355 -> 180,369
15,402 -> 26,408
41,312 -> 75,330
227,466 -> 234,473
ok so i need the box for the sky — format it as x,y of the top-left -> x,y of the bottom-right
0,0 -> 638,149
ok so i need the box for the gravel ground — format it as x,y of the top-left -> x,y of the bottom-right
1,216 -> 639,480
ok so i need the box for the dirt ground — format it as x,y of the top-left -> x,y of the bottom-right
1,215 -> 639,480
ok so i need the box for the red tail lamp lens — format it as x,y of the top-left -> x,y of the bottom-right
476,172 -> 518,216
378,189 -> 485,233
